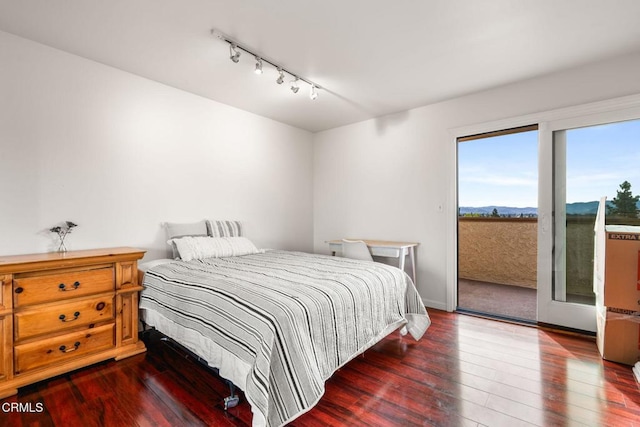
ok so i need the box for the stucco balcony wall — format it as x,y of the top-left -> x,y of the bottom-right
458,217 -> 537,289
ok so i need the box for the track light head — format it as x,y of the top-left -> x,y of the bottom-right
290,78 -> 300,94
254,57 -> 263,75
310,84 -> 318,100
276,68 -> 285,85
229,44 -> 241,63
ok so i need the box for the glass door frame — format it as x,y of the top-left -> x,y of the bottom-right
538,108 -> 640,332
537,121 -> 594,330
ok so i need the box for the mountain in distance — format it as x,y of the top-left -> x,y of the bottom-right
459,200 -> 632,216
565,201 -> 606,215
458,205 -> 537,216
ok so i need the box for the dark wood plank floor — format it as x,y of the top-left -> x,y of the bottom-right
2,310 -> 640,426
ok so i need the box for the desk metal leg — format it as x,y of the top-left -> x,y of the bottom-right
409,247 -> 416,284
399,248 -> 417,284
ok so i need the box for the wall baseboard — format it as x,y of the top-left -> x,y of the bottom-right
423,298 -> 447,311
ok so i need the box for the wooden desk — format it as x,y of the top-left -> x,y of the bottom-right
327,239 -> 418,284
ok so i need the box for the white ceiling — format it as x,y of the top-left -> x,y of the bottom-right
2,0 -> 640,132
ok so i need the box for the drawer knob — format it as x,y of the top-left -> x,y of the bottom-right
59,342 -> 81,353
59,311 -> 80,322
59,281 -> 81,291
14,287 -> 23,294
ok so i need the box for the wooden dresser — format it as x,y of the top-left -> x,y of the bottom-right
0,247 -> 146,398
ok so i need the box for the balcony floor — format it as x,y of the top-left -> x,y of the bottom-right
458,279 -> 536,322
458,279 -> 596,323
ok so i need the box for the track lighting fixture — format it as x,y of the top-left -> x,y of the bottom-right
254,57 -> 263,75
212,28 -> 321,100
290,78 -> 300,94
229,44 -> 240,63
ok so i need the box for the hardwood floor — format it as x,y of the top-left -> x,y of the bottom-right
1,310 -> 639,426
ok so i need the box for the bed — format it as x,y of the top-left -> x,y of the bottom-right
139,222 -> 430,427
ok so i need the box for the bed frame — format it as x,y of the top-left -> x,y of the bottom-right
140,321 -> 240,410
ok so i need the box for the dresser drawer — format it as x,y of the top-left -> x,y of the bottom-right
15,295 -> 114,341
13,267 -> 114,307
14,323 -> 115,374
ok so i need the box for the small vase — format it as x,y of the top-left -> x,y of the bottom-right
58,241 -> 67,253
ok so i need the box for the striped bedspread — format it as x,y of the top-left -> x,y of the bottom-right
140,250 -> 430,427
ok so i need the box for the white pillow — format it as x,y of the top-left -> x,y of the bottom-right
165,220 -> 208,259
165,220 -> 207,238
168,236 -> 260,261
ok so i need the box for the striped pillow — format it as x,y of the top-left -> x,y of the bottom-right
206,220 -> 243,238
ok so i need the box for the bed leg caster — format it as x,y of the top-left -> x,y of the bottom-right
224,395 -> 239,410
224,380 -> 239,410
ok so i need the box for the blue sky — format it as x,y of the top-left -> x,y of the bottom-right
458,119 -> 640,207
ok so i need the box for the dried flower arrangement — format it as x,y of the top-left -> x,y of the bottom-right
49,221 -> 78,252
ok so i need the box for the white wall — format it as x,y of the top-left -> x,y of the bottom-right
0,31 -> 314,260
313,51 -> 640,310
4,27 -> 640,311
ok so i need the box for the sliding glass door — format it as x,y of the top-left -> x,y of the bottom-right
538,115 -> 640,331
